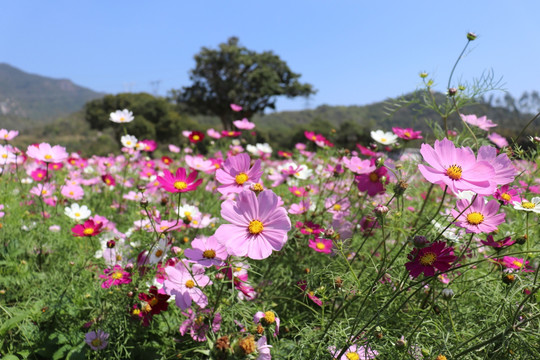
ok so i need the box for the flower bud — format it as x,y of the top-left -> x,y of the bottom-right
515,234 -> 527,245
413,235 -> 429,248
376,157 -> 385,167
107,240 -> 116,248
419,72 -> 428,78
441,288 -> 454,300
502,273 -> 515,284
467,32 -> 477,41
374,204 -> 389,215
395,336 -> 407,349
448,88 -> 458,96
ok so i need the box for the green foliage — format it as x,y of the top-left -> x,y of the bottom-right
171,37 -> 316,130
84,92 -> 198,144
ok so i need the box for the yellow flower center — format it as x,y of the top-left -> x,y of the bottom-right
466,212 -> 484,225
238,335 -> 256,355
41,190 -> 48,195
235,172 -> 249,185
252,183 -> 264,192
316,242 -> 326,250
419,252 -> 437,266
74,212 -> 80,218
112,271 -> 123,280
333,204 -> 342,211
91,338 -> 102,347
154,249 -> 163,258
149,297 -> 158,306
83,228 -> 94,235
346,353 -> 360,360
203,249 -> 216,259
404,131 -> 411,138
521,201 -> 535,209
294,190 -> 301,195
192,135 -> 200,141
185,279 -> 195,288
263,311 -> 275,324
512,260 -> 523,268
119,117 -> 125,122
248,220 -> 264,234
369,173 -> 379,182
3,134 -> 8,138
380,137 -> 387,143
142,303 -> 152,313
501,193 -> 511,201
44,154 -> 52,160
174,181 -> 187,190
132,308 -> 141,316
446,165 -> 462,180
1,154 -> 7,159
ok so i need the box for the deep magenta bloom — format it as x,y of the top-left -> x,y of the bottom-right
309,238 -> 333,254
418,138 -> 496,195
138,286 -> 170,316
405,242 -> 456,278
494,185 -> 520,205
99,265 -> 132,288
214,189 -> 291,260
355,162 -> 389,196
451,196 -> 506,234
215,153 -> 262,195
392,127 -> 423,140
157,167 -> 202,193
101,174 -> 116,186
72,219 -> 104,237
481,235 -> 515,248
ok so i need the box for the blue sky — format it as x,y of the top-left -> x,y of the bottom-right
3,1 -> 540,112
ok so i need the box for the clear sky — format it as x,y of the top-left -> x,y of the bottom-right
2,1 -> 540,112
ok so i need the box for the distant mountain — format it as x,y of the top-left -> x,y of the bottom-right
0,63 -> 104,128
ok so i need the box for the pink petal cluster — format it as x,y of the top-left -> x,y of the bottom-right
451,196 -> 506,234
215,153 -> 262,195
214,189 -> 291,260
392,127 -> 423,140
163,261 -> 211,310
27,143 -> 68,163
157,167 -> 202,193
233,118 -> 256,130
460,114 -> 497,131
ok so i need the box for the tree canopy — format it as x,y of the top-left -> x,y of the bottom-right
171,37 -> 316,130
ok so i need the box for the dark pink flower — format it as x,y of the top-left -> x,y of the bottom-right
309,238 -> 333,254
72,220 -> 104,237
355,162 -> 389,197
99,265 -> 132,288
451,196 -> 506,234
297,280 -> 322,306
392,127 -> 423,140
214,190 -> 291,260
494,185 -> 520,205
157,167 -> 202,193
405,242 -> 456,278
480,235 -> 515,248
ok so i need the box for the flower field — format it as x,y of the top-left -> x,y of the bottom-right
1,100 -> 540,358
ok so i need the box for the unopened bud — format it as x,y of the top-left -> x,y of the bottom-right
395,337 -> 407,349
467,32 -> 477,41
376,157 -> 385,167
502,273 -> 515,284
448,88 -> 458,96
107,240 -> 116,248
441,288 -> 454,300
374,204 -> 389,215
516,234 -> 527,245
413,235 -> 429,248
140,199 -> 149,208
419,72 -> 428,79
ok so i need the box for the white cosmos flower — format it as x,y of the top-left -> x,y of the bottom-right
371,130 -> 398,145
109,109 -> 134,123
64,203 -> 91,221
246,143 -> 273,156
121,134 -> 138,148
513,197 -> 540,213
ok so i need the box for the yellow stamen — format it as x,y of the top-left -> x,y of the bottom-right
112,271 -> 123,280
263,311 -> 275,324
419,252 -> 437,266
346,353 -> 360,360
521,201 -> 535,209
316,242 -> 326,250
203,249 -> 216,259
174,181 -> 187,190
154,249 -> 163,258
185,279 -> 195,288
44,154 -> 52,160
235,172 -> 249,185
248,220 -> 264,234
466,212 -> 484,225
83,228 -> 94,235
501,193 -> 511,201
446,165 -> 462,180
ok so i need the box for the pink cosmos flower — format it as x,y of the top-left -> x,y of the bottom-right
342,156 -> 377,175
256,336 -> 272,360
233,118 -> 256,130
138,139 -> 157,152
0,129 -> 19,141
494,185 -> 520,205
500,256 -> 530,271
392,127 -> 423,140
297,221 -> 324,236
185,155 -> 216,173
297,280 -> 323,306
30,168 -> 48,182
481,235 -> 515,248
179,308 -> 221,342
27,143 -> 68,163
289,186 -> 308,197
477,145 -> 517,186
405,241 -> 456,278
0,145 -> 16,165
451,196 -> 506,234
168,144 -> 181,153
99,265 -> 132,288
418,138 -> 496,195
488,132 -> 509,148
230,103 -> 243,112
207,128 -> 222,139
221,130 -> 241,137
214,189 -> 291,260
355,163 -> 389,197
72,219 -> 104,237
309,238 -> 333,254
184,235 -> 228,267
460,114 -> 497,131
215,153 -> 263,195
289,199 -> 310,214
329,344 -> 379,359
85,329 -> 109,351
163,261 -> 211,310
157,167 -> 203,193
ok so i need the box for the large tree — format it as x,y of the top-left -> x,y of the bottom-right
171,37 -> 316,130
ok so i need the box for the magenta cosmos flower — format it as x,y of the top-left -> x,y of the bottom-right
451,196 -> 506,234
214,189 -> 291,260
418,138 -> 496,195
392,127 -> 423,140
99,265 -> 132,288
309,238 -> 333,254
405,241 -> 456,278
355,163 -> 389,197
26,143 -> 68,163
72,219 -> 104,237
215,153 -> 263,195
157,167 -> 203,193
